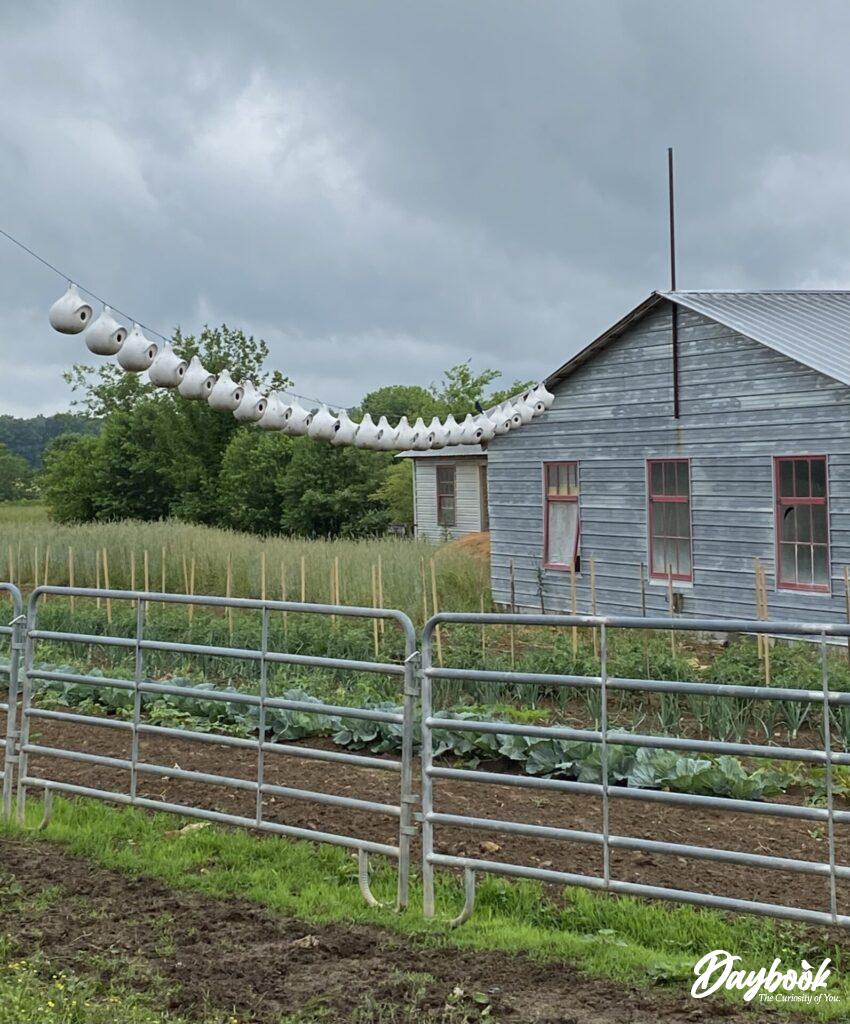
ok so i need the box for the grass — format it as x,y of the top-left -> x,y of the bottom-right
0,504 -> 487,625
3,797 -> 850,1019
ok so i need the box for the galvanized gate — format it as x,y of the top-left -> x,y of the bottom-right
0,583 -> 23,822
9,585 -> 418,909
421,611 -> 850,929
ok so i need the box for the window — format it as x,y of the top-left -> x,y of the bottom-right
436,465 -> 456,527
544,462 -> 580,569
647,459 -> 692,581
774,456 -> 830,592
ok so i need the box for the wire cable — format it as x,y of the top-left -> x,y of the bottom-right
0,226 -> 351,410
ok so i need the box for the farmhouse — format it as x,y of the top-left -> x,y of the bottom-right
396,445 -> 489,541
486,290 -> 850,623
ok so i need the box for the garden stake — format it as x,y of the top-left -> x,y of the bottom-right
68,546 -> 74,614
480,593 -> 486,659
570,562 -> 578,657
378,554 -> 385,633
330,563 -> 337,627
143,549 -> 150,594
32,545 -> 38,591
334,555 -> 341,606
226,553 -> 234,639
161,545 -> 166,594
300,555 -> 306,603
280,561 -> 288,639
754,558 -> 765,664
640,562 -> 649,678
419,557 -> 429,623
6,544 -> 13,586
430,557 -> 443,666
102,547 -> 112,623
371,564 -> 380,657
42,546 -> 49,603
95,546 -> 101,606
590,556 -> 598,656
189,556 -> 196,623
844,567 -> 850,671
261,550 -> 267,601
130,550 -> 136,607
509,559 -> 516,669
666,564 -> 675,657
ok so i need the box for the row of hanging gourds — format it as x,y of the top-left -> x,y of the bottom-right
49,283 -> 554,450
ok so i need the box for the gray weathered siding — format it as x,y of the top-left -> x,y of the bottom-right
489,302 -> 850,623
415,457 -> 486,541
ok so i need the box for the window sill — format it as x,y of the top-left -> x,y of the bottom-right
648,577 -> 694,591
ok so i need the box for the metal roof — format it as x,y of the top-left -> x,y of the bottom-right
395,444 -> 485,459
546,290 -> 850,389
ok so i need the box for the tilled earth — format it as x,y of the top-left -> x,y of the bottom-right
0,836 -> 784,1023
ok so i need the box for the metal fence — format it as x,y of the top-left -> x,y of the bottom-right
5,585 -> 850,928
421,611 -> 850,929
7,585 -> 418,909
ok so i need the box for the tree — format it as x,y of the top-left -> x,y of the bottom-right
218,430 -> 293,534
0,442 -> 33,501
359,384 -> 438,425
372,458 -> 414,528
429,361 -> 536,417
41,434 -> 104,522
279,440 -> 391,538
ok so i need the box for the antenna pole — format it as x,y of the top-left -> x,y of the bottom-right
668,147 -> 680,419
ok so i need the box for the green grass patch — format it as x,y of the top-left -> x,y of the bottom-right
4,797 -> 850,1018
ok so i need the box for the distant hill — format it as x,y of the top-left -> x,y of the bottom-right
0,413 -> 101,467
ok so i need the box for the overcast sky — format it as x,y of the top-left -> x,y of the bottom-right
2,0 -> 850,416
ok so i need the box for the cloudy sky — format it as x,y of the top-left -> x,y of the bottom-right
2,0 -> 850,416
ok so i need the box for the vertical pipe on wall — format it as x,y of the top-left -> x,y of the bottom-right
668,147 -> 680,420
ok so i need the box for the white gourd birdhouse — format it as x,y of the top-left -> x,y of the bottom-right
178,356 -> 216,400
148,343 -> 188,388
208,369 -> 244,412
49,283 -> 93,334
353,413 -> 380,449
282,400 -> 313,436
85,306 -> 127,355
331,410 -> 358,446
427,416 -> 448,448
410,417 -> 431,451
531,382 -> 555,409
393,416 -> 415,450
307,405 -> 338,443
512,397 -> 535,425
233,381 -> 267,422
374,416 -> 397,451
458,413 -> 478,445
442,414 -> 462,445
117,324 -> 158,372
473,413 -> 496,443
490,404 -> 512,435
257,392 -> 289,431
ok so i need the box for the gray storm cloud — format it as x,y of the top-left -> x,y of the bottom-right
1,0 -> 849,415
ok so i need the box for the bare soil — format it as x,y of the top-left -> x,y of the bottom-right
14,713 -> 850,916
0,835 -> 785,1023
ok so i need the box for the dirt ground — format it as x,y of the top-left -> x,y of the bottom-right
10,712 -> 850,918
0,835 -> 786,1023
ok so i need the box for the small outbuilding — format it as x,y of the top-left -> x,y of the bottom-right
487,290 -> 850,623
396,445 -> 489,541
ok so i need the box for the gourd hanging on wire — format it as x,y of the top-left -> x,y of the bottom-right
148,343 -> 188,388
117,324 -> 158,372
85,305 -> 127,355
49,283 -> 93,334
178,356 -> 216,400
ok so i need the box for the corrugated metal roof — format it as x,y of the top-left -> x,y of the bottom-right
662,290 -> 850,387
395,444 -> 485,459
546,290 -> 850,389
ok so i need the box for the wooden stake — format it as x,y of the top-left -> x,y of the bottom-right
95,548 -> 101,608
667,564 -> 675,657
589,557 -> 599,658
330,563 -> 337,626
300,555 -> 306,603
68,546 -> 75,613
371,564 -> 380,657
280,562 -> 288,639
143,549 -> 150,593
570,562 -> 578,658
260,550 -> 267,601
130,551 -> 136,607
508,559 -> 516,670
161,546 -> 166,594
419,557 -> 429,623
844,567 -> 850,673
334,555 -> 341,605
7,544 -> 13,586
377,554 -> 385,633
639,562 -> 649,678
42,546 -> 49,603
189,556 -> 196,623
32,545 -> 38,591
430,557 -> 443,667
480,593 -> 486,660
226,553 -> 233,639
754,559 -> 771,686
102,548 -> 112,624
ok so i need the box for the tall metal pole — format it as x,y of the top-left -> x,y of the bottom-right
668,147 -> 680,419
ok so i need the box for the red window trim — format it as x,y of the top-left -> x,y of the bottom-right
436,464 -> 457,528
647,458 -> 693,583
773,455 -> 830,594
542,460 -> 580,571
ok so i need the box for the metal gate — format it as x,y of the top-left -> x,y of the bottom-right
10,585 -> 418,909
0,583 -> 23,822
421,610 -> 850,929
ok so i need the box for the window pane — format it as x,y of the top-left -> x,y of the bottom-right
650,462 -> 663,495
813,546 -> 829,586
672,502 -> 689,538
794,459 -> 810,497
811,459 -> 826,498
547,501 -> 578,565
651,536 -> 668,575
676,462 -> 689,496
812,505 -> 828,544
780,506 -> 797,542
567,464 -> 578,495
780,543 -> 796,584
798,545 -> 812,585
797,506 -> 812,543
677,539 -> 691,577
546,465 -> 557,494
778,460 -> 793,498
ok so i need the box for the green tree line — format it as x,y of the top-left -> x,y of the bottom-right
38,324 -> 529,538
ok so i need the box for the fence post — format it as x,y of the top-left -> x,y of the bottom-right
398,638 -> 419,911
16,591 -> 38,825
421,620 -> 436,918
821,632 -> 838,924
2,585 -> 24,824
